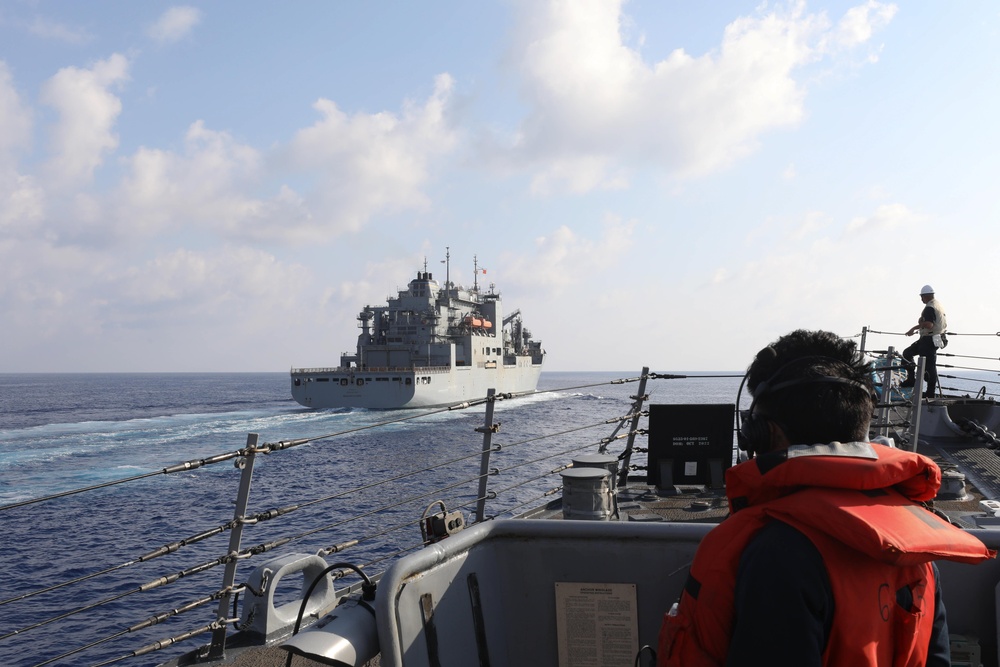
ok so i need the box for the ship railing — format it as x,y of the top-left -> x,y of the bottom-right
0,369 -> 730,667
290,365 -> 453,375
858,326 -> 1000,448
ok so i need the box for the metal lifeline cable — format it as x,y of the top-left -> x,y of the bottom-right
243,418 -> 642,563
0,372 -> 683,665
0,555 -> 239,642
938,352 -> 1000,362
352,540 -> 429,573
269,464 -> 493,549
4,410 -> 515,606
1,521 -> 242,608
0,392 -> 506,515
488,469 -> 567,501
317,503 -> 458,558
0,588 -> 137,642
492,433 -> 624,477
938,363 -> 1000,373
498,488 -> 564,518
7,376 -> 666,646
476,442 -> 610,511
5,397 -> 615,609
0,560 -> 135,607
0,450 -> 245,512
517,372 -> 741,398
250,485 -> 495,584
0,520 -> 240,607
237,381 -> 648,517
241,445 -> 507,549
219,449 -> 511,564
0,372 -> 672,515
480,424 -> 648,495
263,372 -> 666,453
268,442 -> 499,515
939,373 -> 1000,386
939,385 -> 1000,399
483,414 -> 627,454
90,621 -> 221,667
864,329 -> 1000,337
27,592 -> 220,667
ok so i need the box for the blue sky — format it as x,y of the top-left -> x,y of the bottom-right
1,1 -> 998,373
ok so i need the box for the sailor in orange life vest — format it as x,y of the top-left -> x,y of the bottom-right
657,329 -> 995,667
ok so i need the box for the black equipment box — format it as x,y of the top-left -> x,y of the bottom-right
647,403 -> 736,489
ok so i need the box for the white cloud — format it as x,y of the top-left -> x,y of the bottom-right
114,246 -> 307,317
846,202 -> 923,234
504,0 -> 896,193
0,62 -> 32,164
0,62 -> 43,236
27,16 -> 94,44
117,120 -> 265,235
529,156 -> 629,196
0,171 -> 45,236
826,1 -> 898,51
791,210 -> 829,240
283,73 -> 459,236
0,237 -> 104,340
0,240 -> 319,370
116,74 -> 459,243
501,214 -> 636,296
147,6 -> 203,44
39,54 -> 129,188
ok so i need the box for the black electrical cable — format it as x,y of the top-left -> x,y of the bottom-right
285,562 -> 376,667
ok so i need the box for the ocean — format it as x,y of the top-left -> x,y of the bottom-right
0,371 -> 744,667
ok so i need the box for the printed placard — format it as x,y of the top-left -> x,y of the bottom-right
555,582 -> 639,667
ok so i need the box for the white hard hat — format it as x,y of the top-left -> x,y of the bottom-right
920,284 -> 935,295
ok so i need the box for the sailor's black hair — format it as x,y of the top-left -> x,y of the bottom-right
746,329 -> 874,445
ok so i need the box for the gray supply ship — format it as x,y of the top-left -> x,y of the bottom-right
290,253 -> 545,409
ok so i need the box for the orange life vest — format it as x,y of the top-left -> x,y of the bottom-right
657,442 -> 995,667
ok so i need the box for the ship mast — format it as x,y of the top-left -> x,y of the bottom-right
473,255 -> 479,291
443,247 -> 450,303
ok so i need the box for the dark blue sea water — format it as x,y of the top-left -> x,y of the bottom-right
0,371 -> 743,667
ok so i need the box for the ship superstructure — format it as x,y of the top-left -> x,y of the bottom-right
290,255 -> 544,409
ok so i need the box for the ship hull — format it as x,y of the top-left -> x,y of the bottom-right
291,360 -> 543,409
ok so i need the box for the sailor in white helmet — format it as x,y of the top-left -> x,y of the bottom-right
901,285 -> 948,398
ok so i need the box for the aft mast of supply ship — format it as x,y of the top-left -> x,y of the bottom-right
442,246 -> 451,307
473,254 -> 485,292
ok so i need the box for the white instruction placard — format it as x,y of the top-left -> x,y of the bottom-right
554,582 -> 639,667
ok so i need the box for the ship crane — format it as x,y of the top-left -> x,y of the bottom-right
504,309 -> 526,354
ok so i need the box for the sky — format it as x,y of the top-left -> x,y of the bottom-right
1,1 -> 999,373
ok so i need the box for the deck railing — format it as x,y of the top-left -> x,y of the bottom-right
0,372 -> 671,667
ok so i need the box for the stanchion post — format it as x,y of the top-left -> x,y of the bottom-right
475,389 -> 497,523
207,433 -> 259,660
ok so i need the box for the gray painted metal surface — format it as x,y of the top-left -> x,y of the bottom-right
290,265 -> 544,409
